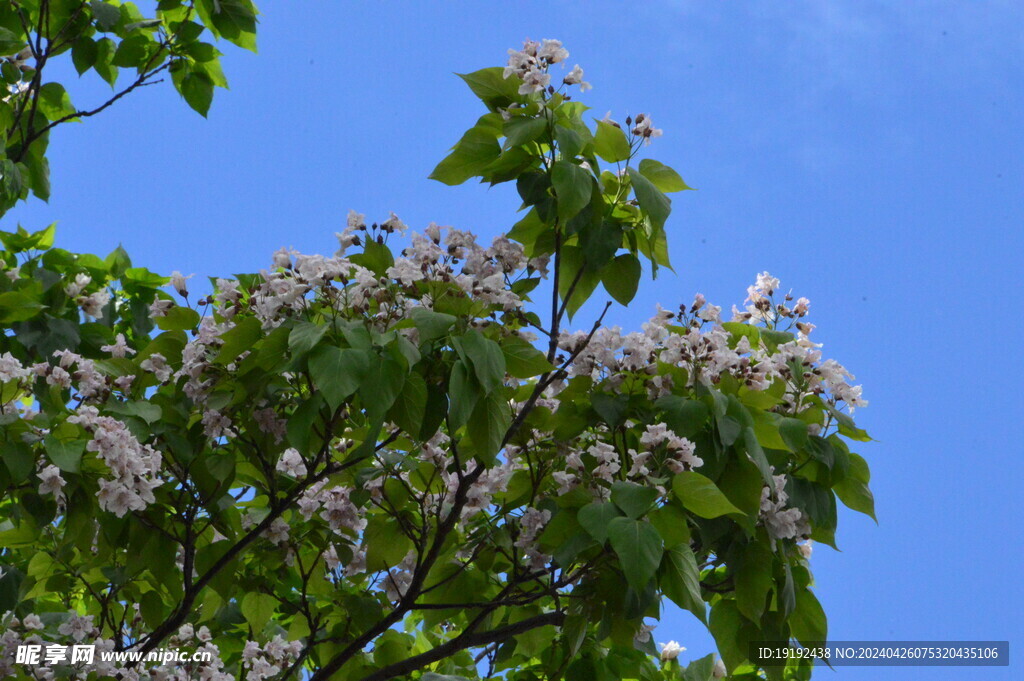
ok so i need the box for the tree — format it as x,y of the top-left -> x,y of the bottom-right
0,0 -> 258,216
0,37 -> 875,681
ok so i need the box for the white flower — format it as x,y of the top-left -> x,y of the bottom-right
347,209 -> 365,230
381,211 -> 407,234
659,640 -> 684,661
518,67 -> 550,95
140,353 -> 172,382
149,298 -> 174,318
263,518 -> 290,546
38,465 -> 65,497
79,289 -> 111,317
713,658 -> 727,677
272,247 -> 294,269
170,271 -> 191,297
799,540 -> 813,559
632,114 -> 663,144
563,64 -> 591,91
275,448 -> 307,478
58,613 -> 94,642
100,333 -> 135,358
504,48 -> 534,78
698,304 -> 722,322
538,39 -> 569,64
64,273 -> 91,297
22,614 -> 44,630
0,352 -> 29,382
634,623 -> 655,644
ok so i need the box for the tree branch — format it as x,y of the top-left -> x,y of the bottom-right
356,611 -> 565,681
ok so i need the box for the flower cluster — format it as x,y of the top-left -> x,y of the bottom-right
558,273 -> 867,417
67,406 -> 164,517
504,38 -> 589,94
760,473 -> 811,541
241,635 -> 303,681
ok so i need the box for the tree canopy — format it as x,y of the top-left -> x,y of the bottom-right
0,33 -> 874,681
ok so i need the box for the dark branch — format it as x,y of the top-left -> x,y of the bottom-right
355,611 -> 565,681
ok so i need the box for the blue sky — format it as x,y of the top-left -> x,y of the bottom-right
9,2 -> 1023,678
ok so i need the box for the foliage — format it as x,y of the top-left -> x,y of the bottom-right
0,0 -> 258,216
0,39 -> 874,681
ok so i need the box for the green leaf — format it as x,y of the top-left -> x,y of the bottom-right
786,477 -> 837,544
552,160 -> 593,221
199,0 -> 258,51
358,354 -> 407,421
601,253 -> 641,306
44,436 -> 86,474
682,654 -> 718,681
610,481 -> 658,519
735,541 -> 773,622
105,401 -> 162,424
709,600 -> 751,673
742,427 -> 775,488
454,330 -> 505,393
781,562 -> 796,617
287,394 -> 324,456
94,38 -> 118,86
672,472 -> 743,519
627,166 -> 672,232
759,329 -> 795,353
779,417 -> 809,452
516,171 -> 550,207
429,125 -> 501,186
2,443 -> 33,482
590,392 -> 627,428
409,308 -> 456,345
825,403 -> 871,442
155,306 -> 199,331
388,371 -> 427,436
648,503 -> 691,548
638,158 -> 692,193
308,346 -> 366,411
38,83 -> 75,121
656,396 -> 709,438
355,240 -> 394,276
466,389 -> 511,459
125,18 -> 164,32
178,70 -> 214,117
447,360 -> 480,430
240,592 -> 275,633
606,517 -> 663,591
557,245 -> 600,320
577,501 -> 622,544
593,120 -> 630,162
503,115 -> 547,148
457,67 -> 523,111
364,515 -> 414,571
789,588 -> 827,646
833,473 -> 876,522
104,244 -> 131,278
0,27 -> 24,55
500,335 -> 554,378
660,544 -> 706,623
287,321 -> 327,358
91,1 -> 121,31
554,123 -> 584,158
112,35 -> 152,68
0,291 -> 45,323
579,218 -> 622,271
214,317 -> 261,364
